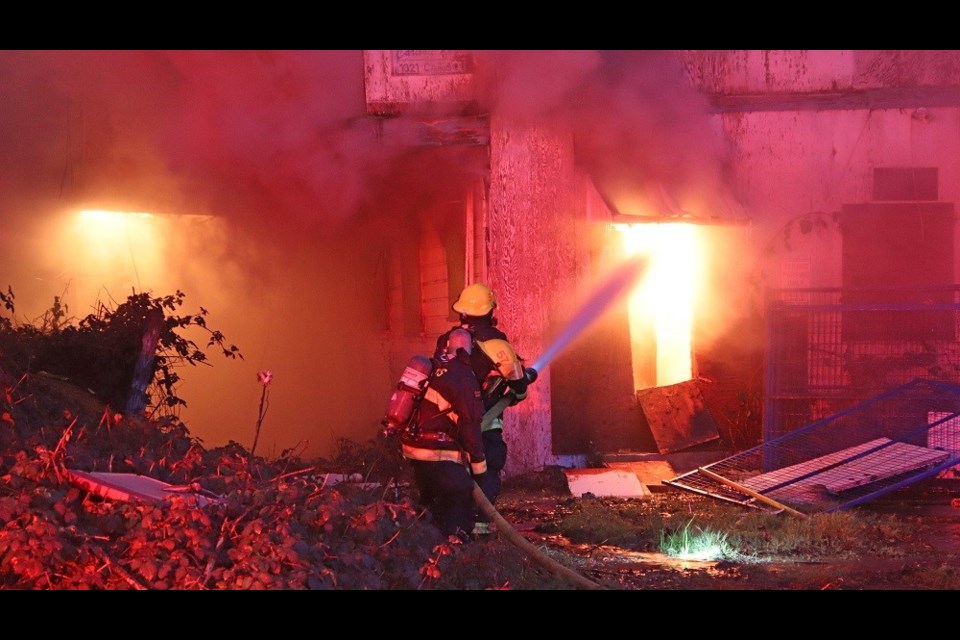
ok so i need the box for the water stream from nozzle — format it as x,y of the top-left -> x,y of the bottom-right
530,255 -> 649,373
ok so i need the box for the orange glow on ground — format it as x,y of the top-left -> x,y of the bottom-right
618,223 -> 700,389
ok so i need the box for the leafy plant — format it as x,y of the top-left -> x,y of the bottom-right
0,285 -> 13,331
0,289 -> 242,419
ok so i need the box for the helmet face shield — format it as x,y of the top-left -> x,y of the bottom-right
452,283 -> 496,316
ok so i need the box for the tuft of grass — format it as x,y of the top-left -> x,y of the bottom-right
553,499 -> 646,547
912,562 -> 960,590
659,518 -> 739,561
726,509 -> 912,560
549,492 -> 914,562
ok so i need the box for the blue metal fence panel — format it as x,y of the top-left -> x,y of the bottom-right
666,287 -> 960,513
666,378 -> 960,513
764,287 -> 960,442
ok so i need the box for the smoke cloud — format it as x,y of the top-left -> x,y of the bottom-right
474,50 -> 730,213
0,50 -> 739,459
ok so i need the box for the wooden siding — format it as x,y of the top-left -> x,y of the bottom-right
419,223 -> 452,338
467,179 -> 487,283
383,180 -> 487,392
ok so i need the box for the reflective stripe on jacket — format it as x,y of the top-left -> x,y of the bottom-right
423,387 -> 459,423
400,443 -> 488,475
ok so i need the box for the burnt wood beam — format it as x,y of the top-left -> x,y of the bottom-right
375,114 -> 490,146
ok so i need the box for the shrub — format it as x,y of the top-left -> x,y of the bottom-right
0,288 -> 241,418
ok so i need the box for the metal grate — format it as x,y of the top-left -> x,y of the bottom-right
764,287 -> 960,442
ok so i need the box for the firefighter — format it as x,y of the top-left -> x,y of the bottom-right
435,283 -> 537,536
401,328 -> 487,541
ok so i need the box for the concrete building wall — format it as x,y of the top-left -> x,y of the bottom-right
716,106 -> 960,293
677,51 -> 960,295
487,118 -> 580,475
362,50 -> 476,115
680,50 -> 960,93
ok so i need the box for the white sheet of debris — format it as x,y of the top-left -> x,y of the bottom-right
563,468 -> 651,498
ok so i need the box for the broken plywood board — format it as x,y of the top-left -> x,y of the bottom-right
739,438 -> 950,504
636,379 -> 720,454
563,468 -> 652,498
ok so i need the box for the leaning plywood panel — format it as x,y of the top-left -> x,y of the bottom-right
636,380 -> 721,454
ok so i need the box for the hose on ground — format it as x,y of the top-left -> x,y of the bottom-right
472,481 -> 607,590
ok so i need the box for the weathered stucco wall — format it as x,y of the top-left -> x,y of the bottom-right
487,117 -> 579,476
672,51 -> 960,294
680,50 -> 858,94
714,101 -> 960,292
679,50 -> 960,94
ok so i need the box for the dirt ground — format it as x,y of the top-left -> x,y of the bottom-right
492,475 -> 960,590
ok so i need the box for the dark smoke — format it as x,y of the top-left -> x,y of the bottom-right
473,50 -> 729,213
0,50 -> 735,459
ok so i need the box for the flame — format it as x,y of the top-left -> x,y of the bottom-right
53,209 -> 224,304
72,210 -> 160,278
617,222 -> 700,389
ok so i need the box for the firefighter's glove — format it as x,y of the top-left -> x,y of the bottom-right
506,367 -> 537,404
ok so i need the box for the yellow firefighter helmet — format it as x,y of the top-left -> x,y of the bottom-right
477,338 -> 524,380
452,283 -> 497,316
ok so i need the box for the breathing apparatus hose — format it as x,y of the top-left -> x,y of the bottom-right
479,396 -> 514,430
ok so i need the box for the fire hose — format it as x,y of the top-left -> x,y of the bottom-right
471,480 -> 605,590
472,392 -> 607,591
